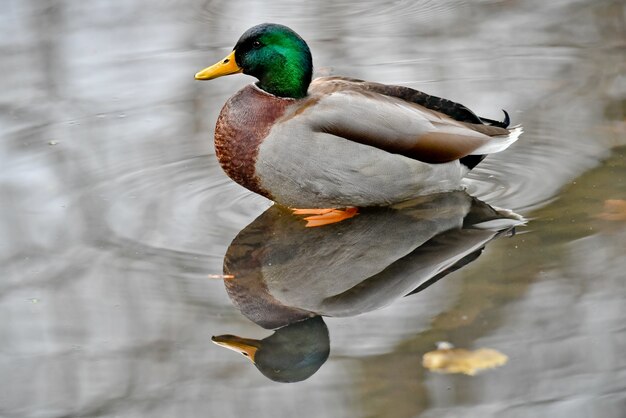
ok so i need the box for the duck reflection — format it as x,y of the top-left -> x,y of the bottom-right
213,191 -> 523,382
213,316 -> 329,383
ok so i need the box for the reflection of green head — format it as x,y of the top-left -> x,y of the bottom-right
233,23 -> 313,98
212,316 -> 329,383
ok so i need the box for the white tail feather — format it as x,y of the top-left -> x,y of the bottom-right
472,125 -> 523,155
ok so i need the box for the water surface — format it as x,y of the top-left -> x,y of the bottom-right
1,0 -> 625,417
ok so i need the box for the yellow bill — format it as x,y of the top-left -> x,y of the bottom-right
195,51 -> 242,80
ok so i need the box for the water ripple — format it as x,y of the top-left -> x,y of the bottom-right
84,156 -> 270,264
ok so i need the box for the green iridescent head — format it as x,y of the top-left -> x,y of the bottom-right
195,23 -> 313,99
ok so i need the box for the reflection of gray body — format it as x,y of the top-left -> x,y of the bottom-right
223,192 -> 523,329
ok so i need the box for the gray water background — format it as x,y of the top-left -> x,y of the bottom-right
1,0 -> 625,417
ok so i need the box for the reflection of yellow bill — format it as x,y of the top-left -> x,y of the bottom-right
212,335 -> 260,363
423,345 -> 508,376
207,274 -> 235,279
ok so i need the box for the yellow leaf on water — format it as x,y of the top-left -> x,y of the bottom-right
422,345 -> 508,376
596,199 -> 626,221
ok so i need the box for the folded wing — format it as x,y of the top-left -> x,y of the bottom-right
305,78 -> 518,164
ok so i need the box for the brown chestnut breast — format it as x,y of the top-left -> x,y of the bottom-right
214,85 -> 294,199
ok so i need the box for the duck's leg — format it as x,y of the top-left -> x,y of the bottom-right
291,207 -> 359,227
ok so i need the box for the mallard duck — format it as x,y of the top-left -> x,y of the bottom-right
195,23 -> 522,209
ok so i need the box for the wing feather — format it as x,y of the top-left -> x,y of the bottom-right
302,88 -> 488,163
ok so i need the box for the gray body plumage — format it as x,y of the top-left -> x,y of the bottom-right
256,123 -> 467,207
217,80 -> 521,208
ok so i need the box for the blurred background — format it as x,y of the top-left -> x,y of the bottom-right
1,0 -> 625,417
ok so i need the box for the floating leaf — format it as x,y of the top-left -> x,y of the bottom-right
596,199 -> 626,221
423,343 -> 508,375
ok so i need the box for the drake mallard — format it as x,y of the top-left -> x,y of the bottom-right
195,23 -> 522,208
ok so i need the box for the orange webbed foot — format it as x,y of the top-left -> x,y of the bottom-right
291,207 -> 359,227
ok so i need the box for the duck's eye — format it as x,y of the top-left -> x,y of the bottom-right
252,41 -> 261,48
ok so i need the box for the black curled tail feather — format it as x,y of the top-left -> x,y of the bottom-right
478,110 -> 510,128
461,110 -> 514,169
